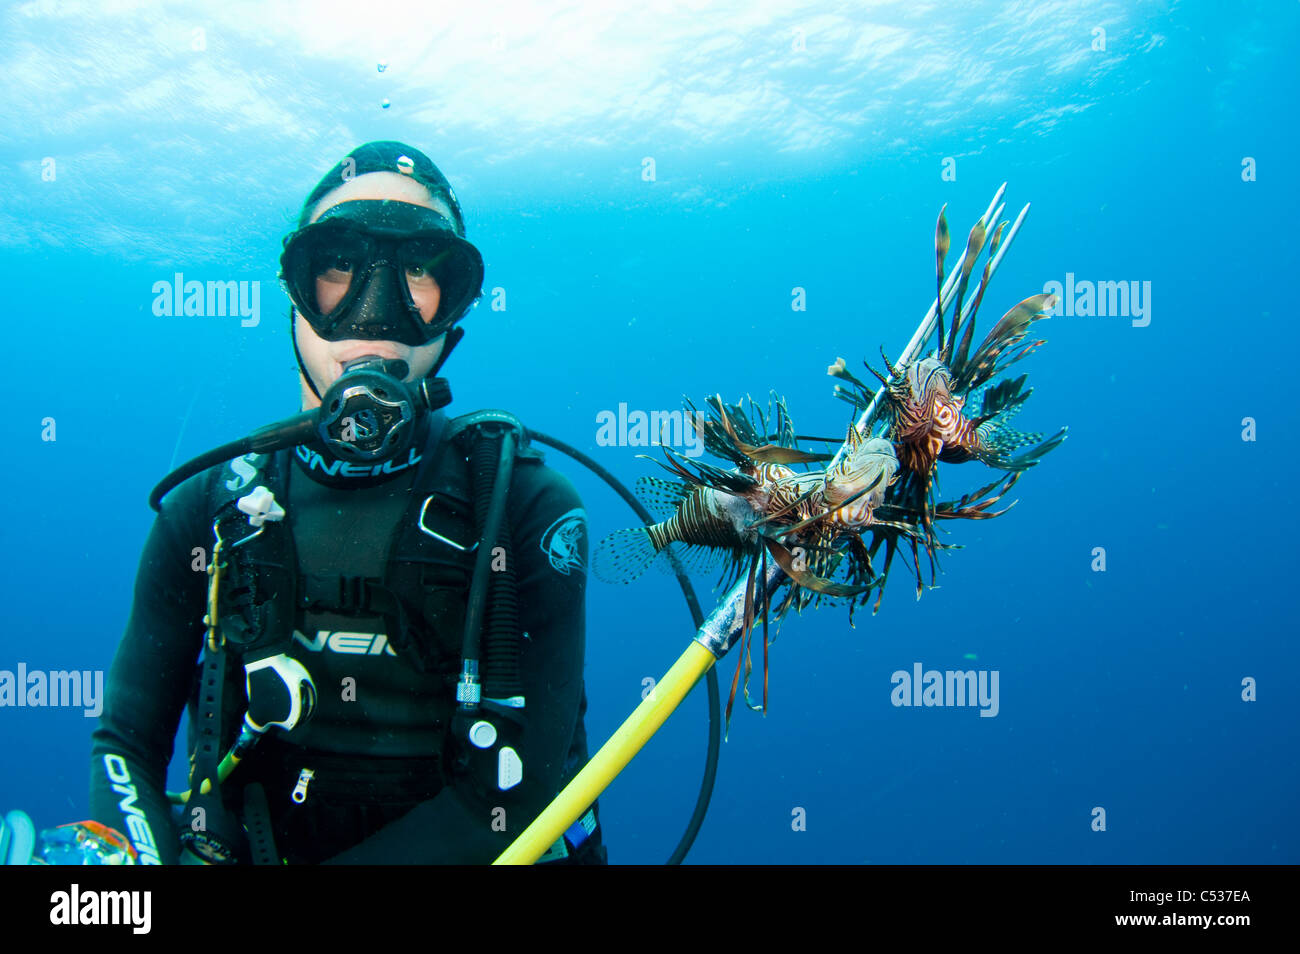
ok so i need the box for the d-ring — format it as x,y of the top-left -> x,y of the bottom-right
418,495 -> 478,552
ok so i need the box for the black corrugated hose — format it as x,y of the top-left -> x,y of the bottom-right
466,427 -> 525,700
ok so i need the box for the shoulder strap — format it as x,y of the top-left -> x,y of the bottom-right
443,408 -> 523,446
209,451 -> 298,661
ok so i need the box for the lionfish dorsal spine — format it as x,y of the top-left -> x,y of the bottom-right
934,204 -> 951,355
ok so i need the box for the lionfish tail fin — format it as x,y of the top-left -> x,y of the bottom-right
593,527 -> 662,584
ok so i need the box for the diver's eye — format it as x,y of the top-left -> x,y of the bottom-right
317,256 -> 354,283
405,262 -> 442,300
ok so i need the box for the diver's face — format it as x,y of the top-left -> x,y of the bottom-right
295,171 -> 450,410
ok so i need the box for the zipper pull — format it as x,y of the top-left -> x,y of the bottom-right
291,768 -> 315,804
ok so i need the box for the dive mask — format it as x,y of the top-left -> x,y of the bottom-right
280,199 -> 484,346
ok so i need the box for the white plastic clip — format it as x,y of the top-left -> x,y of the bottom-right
237,486 -> 285,527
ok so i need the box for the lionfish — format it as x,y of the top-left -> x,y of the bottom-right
829,203 -> 1067,604
595,394 -> 926,730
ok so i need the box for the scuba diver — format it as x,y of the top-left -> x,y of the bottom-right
85,141 -> 605,865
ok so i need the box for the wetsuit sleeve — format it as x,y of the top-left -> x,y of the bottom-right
88,475 -> 210,865
324,460 -> 589,864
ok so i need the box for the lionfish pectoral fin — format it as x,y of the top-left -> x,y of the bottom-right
975,373 -> 1032,421
933,470 -> 1022,520
654,446 -> 756,494
969,294 -> 1053,376
973,426 -> 1067,472
708,393 -> 768,465
640,451 -> 704,489
736,442 -> 833,465
633,475 -> 692,517
763,539 -> 871,598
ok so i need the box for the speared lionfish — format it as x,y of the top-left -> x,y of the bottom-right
829,203 -> 1067,605
595,393 -> 920,731
596,201 -> 1066,733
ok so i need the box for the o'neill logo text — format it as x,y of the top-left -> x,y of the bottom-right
102,754 -> 163,865
293,630 -> 397,656
295,444 -> 422,479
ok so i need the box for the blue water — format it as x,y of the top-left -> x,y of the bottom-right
1,1 -> 1296,864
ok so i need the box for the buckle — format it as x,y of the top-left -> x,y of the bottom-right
299,574 -> 373,614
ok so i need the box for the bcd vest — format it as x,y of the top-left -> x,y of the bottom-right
207,410 -> 538,688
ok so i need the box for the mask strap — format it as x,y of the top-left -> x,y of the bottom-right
290,307 -> 325,401
429,325 -> 465,377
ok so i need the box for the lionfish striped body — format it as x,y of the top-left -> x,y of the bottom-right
884,357 -> 973,476
596,461 -> 806,587
642,483 -> 760,555
820,427 -> 899,530
875,353 -> 1056,476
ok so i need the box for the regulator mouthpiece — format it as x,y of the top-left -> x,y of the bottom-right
318,355 -> 418,463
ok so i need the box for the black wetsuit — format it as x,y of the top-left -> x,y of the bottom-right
89,410 -> 599,864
